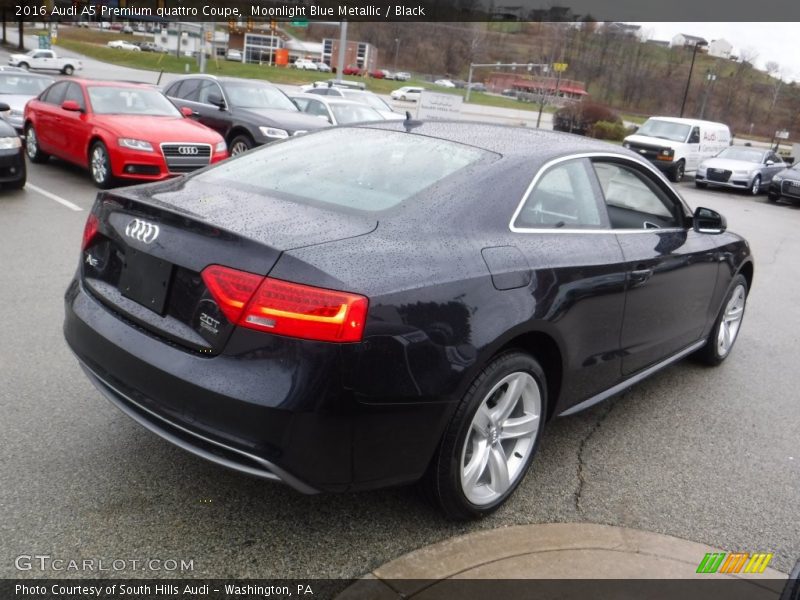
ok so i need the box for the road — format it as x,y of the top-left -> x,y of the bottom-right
0,41 -> 798,580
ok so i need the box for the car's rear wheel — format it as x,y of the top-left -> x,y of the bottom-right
694,274 -> 748,366
423,351 -> 547,520
89,141 -> 114,189
25,125 -> 49,163
749,175 -> 761,195
229,134 -> 254,157
62,65 -> 74,75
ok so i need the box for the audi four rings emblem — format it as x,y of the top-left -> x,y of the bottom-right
178,146 -> 199,155
125,219 -> 160,244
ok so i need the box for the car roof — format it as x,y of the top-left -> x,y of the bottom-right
168,74 -> 277,86
69,79 -> 157,88
357,120 -> 640,159
645,116 -> 728,128
291,93 -> 369,106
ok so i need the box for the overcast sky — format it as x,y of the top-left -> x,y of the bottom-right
629,23 -> 800,81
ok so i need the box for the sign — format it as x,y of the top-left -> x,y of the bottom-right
775,130 -> 789,140
416,91 -> 463,120
291,18 -> 309,27
38,34 -> 50,49
553,62 -> 568,72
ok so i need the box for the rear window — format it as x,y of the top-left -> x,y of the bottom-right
194,128 -> 491,212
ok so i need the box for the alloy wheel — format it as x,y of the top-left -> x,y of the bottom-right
91,145 -> 108,184
230,141 -> 249,156
750,175 -> 761,195
716,284 -> 746,357
25,128 -> 37,159
459,371 -> 541,505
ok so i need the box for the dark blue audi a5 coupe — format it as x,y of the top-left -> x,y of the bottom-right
64,121 -> 753,519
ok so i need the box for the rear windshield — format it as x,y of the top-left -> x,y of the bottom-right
194,128 -> 491,212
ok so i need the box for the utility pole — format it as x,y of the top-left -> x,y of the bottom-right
336,20 -> 347,77
679,40 -> 707,117
199,22 -> 206,73
698,71 -> 716,120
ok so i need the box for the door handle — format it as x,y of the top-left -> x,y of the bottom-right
630,268 -> 653,285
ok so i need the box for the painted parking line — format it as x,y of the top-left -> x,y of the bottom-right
26,183 -> 84,212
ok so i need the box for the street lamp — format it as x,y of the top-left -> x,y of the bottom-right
393,38 -> 400,72
698,71 -> 717,120
679,40 -> 708,117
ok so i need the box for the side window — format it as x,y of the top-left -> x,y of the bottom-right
33,51 -> 50,59
63,83 -> 85,110
593,161 -> 682,230
174,79 -> 200,101
293,97 -> 309,111
196,81 -> 223,105
688,127 -> 700,144
42,81 -> 68,106
513,159 -> 605,229
307,100 -> 330,119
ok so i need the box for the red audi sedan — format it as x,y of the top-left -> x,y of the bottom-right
23,79 -> 228,188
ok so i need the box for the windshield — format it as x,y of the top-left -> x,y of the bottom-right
194,128 -> 491,212
341,90 -> 391,112
637,119 -> 691,143
330,103 -> 381,125
222,81 -> 297,111
87,86 -> 180,116
0,74 -> 53,95
715,147 -> 765,163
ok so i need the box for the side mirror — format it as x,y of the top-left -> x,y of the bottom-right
207,93 -> 226,109
693,207 -> 726,234
766,160 -> 775,166
61,100 -> 82,112
0,102 -> 9,112
180,106 -> 195,117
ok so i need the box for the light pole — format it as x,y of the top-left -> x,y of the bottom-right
393,38 -> 400,72
698,71 -> 716,120
679,40 -> 707,117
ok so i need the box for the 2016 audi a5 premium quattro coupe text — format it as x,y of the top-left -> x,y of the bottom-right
64,122 -> 753,519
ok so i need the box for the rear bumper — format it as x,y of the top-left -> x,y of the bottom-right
63,276 -> 451,492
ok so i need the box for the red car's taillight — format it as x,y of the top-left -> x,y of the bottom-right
82,213 -> 99,250
201,265 -> 368,343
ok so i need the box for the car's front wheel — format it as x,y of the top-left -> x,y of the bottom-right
749,175 -> 761,195
694,274 -> 748,366
62,65 -> 74,75
89,141 -> 114,189
229,134 -> 254,157
25,125 -> 49,163
423,351 -> 547,520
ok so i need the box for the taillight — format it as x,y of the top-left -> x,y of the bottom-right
201,265 -> 368,343
82,213 -> 99,250
201,265 -> 262,323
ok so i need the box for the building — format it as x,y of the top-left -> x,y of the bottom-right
321,39 -> 378,72
606,23 -> 643,39
486,72 -> 588,102
671,33 -> 709,48
708,39 -> 733,59
645,39 -> 671,48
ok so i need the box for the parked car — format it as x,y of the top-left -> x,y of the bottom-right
0,71 -> 55,133
390,86 -> 424,102
623,117 -> 731,183
7,49 -> 82,75
293,59 -> 318,71
306,87 -> 402,120
163,74 -> 329,156
379,70 -> 394,80
23,79 -> 228,188
290,93 -> 383,125
467,82 -> 487,92
225,49 -> 242,62
696,146 -> 786,195
121,25 -> 134,34
342,66 -> 362,76
64,123 -> 753,519
300,80 -> 366,93
107,40 -> 141,52
434,79 -> 456,88
553,102 -> 622,137
767,161 -> 800,203
0,103 -> 25,189
394,72 -> 411,81
314,62 -> 332,73
368,70 -> 386,79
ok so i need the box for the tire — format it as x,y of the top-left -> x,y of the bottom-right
18,62 -> 29,70
89,141 -> 114,189
695,181 -> 707,189
401,95 -> 407,101
62,65 -> 74,75
229,133 -> 254,156
767,191 -> 779,202
669,160 -> 685,183
422,351 -> 547,520
25,124 -> 49,163
694,274 -> 748,366
749,175 -> 761,195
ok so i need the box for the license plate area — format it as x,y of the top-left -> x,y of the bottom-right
119,249 -> 173,315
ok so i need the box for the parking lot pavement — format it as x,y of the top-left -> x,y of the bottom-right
1,160 -> 798,579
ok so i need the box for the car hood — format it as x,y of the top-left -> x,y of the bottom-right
117,175 -> 377,251
624,134 -> 681,147
775,167 -> 800,181
91,115 -> 223,143
0,94 -> 36,112
232,107 -> 330,133
700,158 -> 761,171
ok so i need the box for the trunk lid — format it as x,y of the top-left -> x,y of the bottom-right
81,179 -> 376,355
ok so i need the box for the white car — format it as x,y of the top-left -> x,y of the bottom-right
293,59 -> 318,71
225,49 -> 242,62
291,94 -> 383,125
394,72 -> 411,81
390,86 -> 424,102
107,40 -> 140,51
434,79 -> 456,88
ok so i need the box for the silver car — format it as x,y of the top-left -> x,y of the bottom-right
0,72 -> 54,134
696,146 -> 786,195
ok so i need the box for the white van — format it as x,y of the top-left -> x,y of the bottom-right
623,117 -> 731,182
